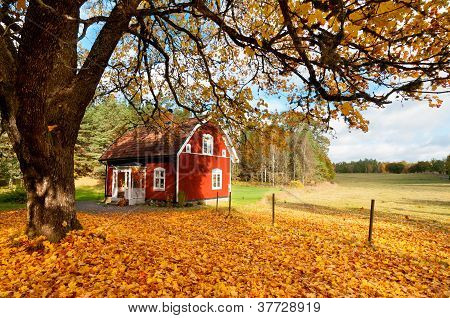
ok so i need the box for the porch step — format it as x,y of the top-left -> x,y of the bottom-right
107,198 -> 129,206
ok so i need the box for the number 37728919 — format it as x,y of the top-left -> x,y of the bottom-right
257,301 -> 320,313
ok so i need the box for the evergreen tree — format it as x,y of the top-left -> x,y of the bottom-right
75,99 -> 139,178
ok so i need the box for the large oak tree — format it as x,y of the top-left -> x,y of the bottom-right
0,0 -> 448,241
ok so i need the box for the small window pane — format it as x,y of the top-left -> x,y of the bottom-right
212,169 -> 222,190
154,168 -> 165,190
203,135 -> 213,155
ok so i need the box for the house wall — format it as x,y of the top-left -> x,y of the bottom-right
145,161 -> 176,201
178,124 -> 231,201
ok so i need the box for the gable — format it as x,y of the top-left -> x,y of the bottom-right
177,122 -> 239,163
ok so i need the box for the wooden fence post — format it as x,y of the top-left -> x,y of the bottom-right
368,199 -> 375,242
227,192 -> 232,217
216,192 -> 219,212
272,193 -> 275,226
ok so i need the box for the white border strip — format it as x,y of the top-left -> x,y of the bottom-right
1,298 -> 447,318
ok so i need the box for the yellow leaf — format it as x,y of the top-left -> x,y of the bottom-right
244,46 -> 255,57
340,102 -> 353,116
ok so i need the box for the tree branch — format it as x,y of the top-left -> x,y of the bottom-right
72,1 -> 139,109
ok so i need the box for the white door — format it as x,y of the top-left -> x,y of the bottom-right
112,167 -> 145,205
112,169 -> 131,200
129,168 -> 146,205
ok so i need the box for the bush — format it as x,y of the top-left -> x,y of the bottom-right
385,162 -> 406,174
289,180 -> 304,188
408,161 -> 432,173
0,188 -> 27,203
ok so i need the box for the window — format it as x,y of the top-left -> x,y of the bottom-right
212,169 -> 222,190
153,167 -> 165,191
185,144 -> 191,153
222,149 -> 227,157
202,134 -> 213,155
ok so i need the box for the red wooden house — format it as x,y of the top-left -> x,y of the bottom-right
99,119 -> 239,205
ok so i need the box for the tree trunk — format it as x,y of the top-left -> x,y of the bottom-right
0,1 -> 137,241
19,133 -> 82,242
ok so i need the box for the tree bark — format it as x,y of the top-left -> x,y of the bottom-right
23,142 -> 81,242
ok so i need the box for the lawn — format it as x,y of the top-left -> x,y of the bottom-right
0,202 -> 25,212
229,183 -> 279,206
74,186 -> 104,202
0,173 -> 448,297
0,188 -> 25,212
0,177 -> 105,211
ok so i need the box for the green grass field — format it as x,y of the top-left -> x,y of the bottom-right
74,186 -> 104,201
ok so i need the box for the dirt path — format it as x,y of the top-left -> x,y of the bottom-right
75,201 -> 157,213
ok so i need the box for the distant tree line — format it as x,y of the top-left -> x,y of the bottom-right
335,157 -> 450,175
334,159 -> 379,173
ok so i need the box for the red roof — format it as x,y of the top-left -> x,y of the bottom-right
99,118 -> 201,161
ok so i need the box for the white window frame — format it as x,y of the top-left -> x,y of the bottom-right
222,149 -> 227,157
212,168 -> 222,190
202,134 -> 213,155
153,167 -> 166,191
185,144 -> 191,153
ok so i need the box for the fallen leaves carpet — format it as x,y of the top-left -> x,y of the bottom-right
0,208 -> 448,297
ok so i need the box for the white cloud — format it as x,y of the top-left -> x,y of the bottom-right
328,95 -> 450,162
